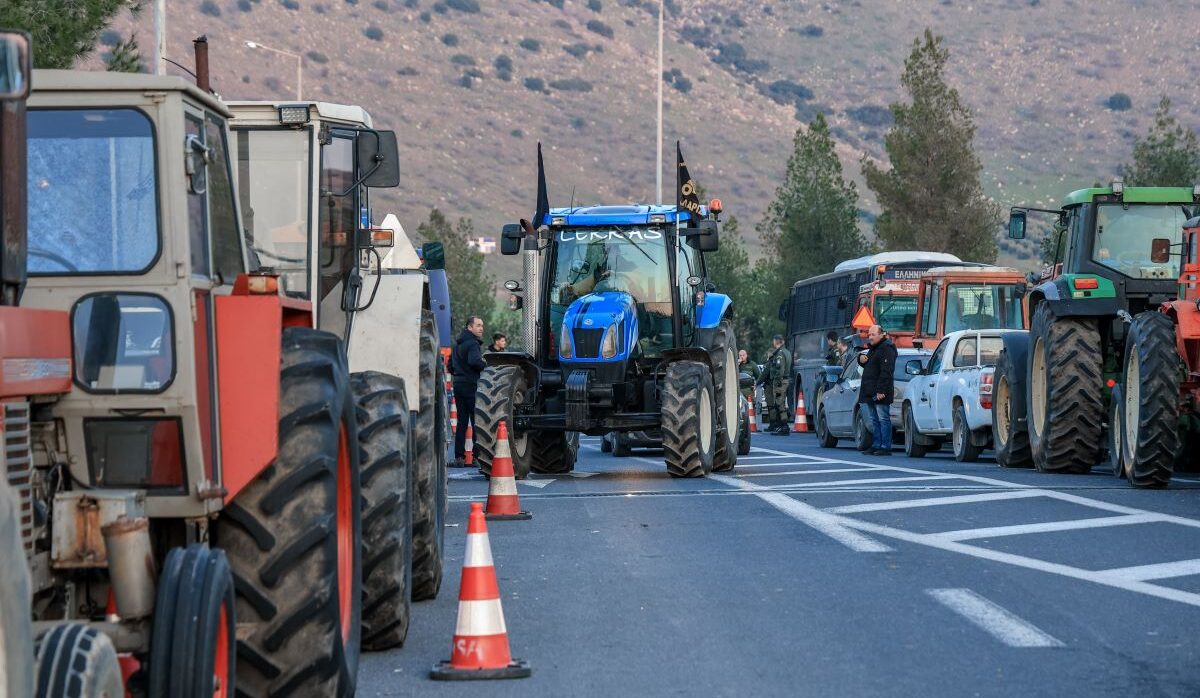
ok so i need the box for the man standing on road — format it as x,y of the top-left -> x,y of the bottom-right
761,334 -> 792,435
451,316 -> 486,467
737,348 -> 761,401
824,330 -> 840,365
487,332 -> 507,353
858,325 -> 896,455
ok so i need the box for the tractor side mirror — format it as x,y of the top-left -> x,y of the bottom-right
501,223 -> 523,256
684,220 -> 719,252
905,359 -> 924,376
1008,210 -> 1027,240
422,242 -> 445,270
0,31 -> 31,100
358,130 -> 400,188
1150,237 -> 1171,264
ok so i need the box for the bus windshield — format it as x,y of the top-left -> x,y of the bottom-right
1093,204 -> 1191,280
944,284 -> 1024,333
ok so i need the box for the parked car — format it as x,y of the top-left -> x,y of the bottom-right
815,346 -> 931,450
899,329 -> 1020,461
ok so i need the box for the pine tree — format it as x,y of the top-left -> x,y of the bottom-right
757,112 -> 867,330
104,35 -> 144,73
1122,96 -> 1200,187
0,0 -> 143,69
703,215 -> 770,354
862,29 -> 998,263
415,209 -> 497,334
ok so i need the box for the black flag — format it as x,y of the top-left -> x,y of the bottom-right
676,141 -> 701,216
532,142 -> 550,230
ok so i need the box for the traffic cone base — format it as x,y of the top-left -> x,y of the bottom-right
484,422 -> 531,521
432,502 -> 531,681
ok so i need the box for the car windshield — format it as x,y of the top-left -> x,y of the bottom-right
27,109 -> 159,274
944,284 -> 1024,333
548,226 -> 673,353
1093,204 -> 1191,279
873,295 -> 918,333
235,128 -> 310,297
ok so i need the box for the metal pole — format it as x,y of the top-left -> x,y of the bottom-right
655,0 -> 664,205
297,56 -> 303,101
155,0 -> 166,75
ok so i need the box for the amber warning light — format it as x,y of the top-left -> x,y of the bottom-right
708,198 -> 723,214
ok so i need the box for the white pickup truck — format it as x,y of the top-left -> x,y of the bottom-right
899,330 -> 1022,461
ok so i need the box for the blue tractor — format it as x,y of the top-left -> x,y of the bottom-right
472,200 -> 743,478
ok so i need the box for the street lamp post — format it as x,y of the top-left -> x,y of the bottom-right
245,40 -> 303,100
655,0 -> 664,205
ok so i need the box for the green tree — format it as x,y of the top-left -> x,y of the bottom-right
0,0 -> 143,69
415,208 -> 496,334
703,215 -> 770,354
756,112 -> 868,339
862,29 -> 998,263
104,35 -> 144,73
1121,96 -> 1200,187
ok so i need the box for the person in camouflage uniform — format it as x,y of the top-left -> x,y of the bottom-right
760,334 -> 792,434
738,349 -> 761,401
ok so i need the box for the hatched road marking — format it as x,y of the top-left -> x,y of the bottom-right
927,588 -> 1064,648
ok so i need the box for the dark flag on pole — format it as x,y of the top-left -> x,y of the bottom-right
532,142 -> 550,230
676,141 -> 702,216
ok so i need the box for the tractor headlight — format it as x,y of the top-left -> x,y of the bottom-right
600,324 -> 619,359
560,323 -> 574,359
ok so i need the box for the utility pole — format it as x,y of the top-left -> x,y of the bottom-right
154,0 -> 166,75
655,0 -> 664,205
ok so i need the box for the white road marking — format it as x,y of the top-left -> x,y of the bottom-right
518,478 -> 554,489
448,471 -> 485,481
927,589 -> 1063,648
933,513 -> 1165,542
1096,558 -> 1200,583
711,475 -> 892,553
569,471 -> 597,478
827,490 -> 1045,514
762,474 -> 956,490
738,468 -> 867,478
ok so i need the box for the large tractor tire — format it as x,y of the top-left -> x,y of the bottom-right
662,360 -> 717,478
217,327 -> 362,698
1027,303 -> 1103,473
737,400 -> 752,456
34,625 -> 123,698
0,479 -> 34,698
531,430 -> 578,474
710,320 -> 740,472
149,545 -> 237,698
473,365 -> 535,479
992,347 -> 1033,468
351,371 -> 413,649
1120,312 -> 1180,488
412,312 -> 448,602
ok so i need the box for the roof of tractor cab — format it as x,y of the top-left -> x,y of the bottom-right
32,69 -> 231,116
225,100 -> 373,128
545,204 -> 703,227
1061,185 -> 1197,207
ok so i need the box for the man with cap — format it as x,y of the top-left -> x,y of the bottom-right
760,334 -> 792,434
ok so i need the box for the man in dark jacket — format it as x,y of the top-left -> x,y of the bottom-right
451,316 -> 486,467
857,325 -> 896,456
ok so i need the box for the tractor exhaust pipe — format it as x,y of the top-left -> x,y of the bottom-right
519,219 -> 541,358
101,516 -> 157,619
193,35 -> 211,93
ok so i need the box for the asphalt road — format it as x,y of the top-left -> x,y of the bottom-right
358,429 -> 1200,697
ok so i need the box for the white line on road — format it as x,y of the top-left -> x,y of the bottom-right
1096,558 -> 1200,583
518,478 -> 554,489
927,588 -> 1064,648
933,513 -> 1165,542
737,468 -> 867,478
762,474 -> 957,490
827,490 -> 1045,514
710,475 -> 892,553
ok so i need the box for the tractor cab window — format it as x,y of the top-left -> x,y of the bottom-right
27,108 -> 159,275
317,132 -> 359,338
872,294 -> 917,334
548,227 -> 673,356
1093,204 -> 1190,279
922,283 -> 939,336
236,128 -> 310,297
944,284 -> 1024,332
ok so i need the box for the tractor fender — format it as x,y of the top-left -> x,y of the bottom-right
1031,279 -> 1120,319
695,293 -> 732,330
661,347 -> 712,369
483,351 -> 540,392
998,331 -> 1031,426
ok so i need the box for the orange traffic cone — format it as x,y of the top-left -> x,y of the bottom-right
484,421 -> 530,521
465,423 -> 474,465
793,389 -> 810,433
746,396 -> 757,433
431,502 -> 532,681
449,395 -> 458,433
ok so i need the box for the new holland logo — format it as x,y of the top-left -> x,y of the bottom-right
583,318 -> 594,325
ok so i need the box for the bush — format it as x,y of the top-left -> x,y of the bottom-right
713,42 -> 768,73
672,76 -> 692,93
441,33 -> 459,46
587,0 -> 601,11
519,38 -> 541,52
419,11 -> 430,21
765,79 -> 813,105
511,129 -> 524,138
553,19 -> 571,30
563,43 -> 590,58
433,1 -> 447,12
543,0 -> 564,7
281,0 -> 299,8
680,24 -> 713,49
586,19 -> 614,38
523,77 -> 546,92
797,24 -> 824,37
458,74 -> 475,89
549,78 -> 593,92
570,116 -> 586,130
494,54 -> 512,71
100,30 -> 121,46
1105,92 -> 1132,111
726,12 -> 745,28
200,1 -> 221,17
446,0 -> 480,12
363,25 -> 384,40
845,105 -> 892,127
313,3 -> 326,12
450,53 -> 476,65
404,0 -> 417,5
496,69 -> 512,81
306,50 -> 329,64
397,66 -> 418,75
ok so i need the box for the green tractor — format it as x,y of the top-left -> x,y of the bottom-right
993,182 -> 1199,476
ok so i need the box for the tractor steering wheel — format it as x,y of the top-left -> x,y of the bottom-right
28,247 -> 79,273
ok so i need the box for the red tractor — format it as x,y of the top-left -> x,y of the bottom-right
1110,215 -> 1200,487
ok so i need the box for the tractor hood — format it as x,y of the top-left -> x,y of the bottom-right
559,291 -> 639,363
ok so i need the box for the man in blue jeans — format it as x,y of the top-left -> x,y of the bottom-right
857,325 -> 896,456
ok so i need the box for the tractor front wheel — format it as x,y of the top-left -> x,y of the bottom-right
1027,303 -> 1103,473
34,625 -> 123,698
474,365 -> 535,478
1121,312 -> 1180,488
662,360 -> 717,477
531,431 -> 578,473
412,311 -> 448,601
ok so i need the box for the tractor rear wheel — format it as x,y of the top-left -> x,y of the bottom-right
710,320 -> 740,472
0,478 -> 34,698
217,327 -> 362,698
412,312 -> 447,601
737,401 -> 752,456
149,545 -> 237,698
1121,312 -> 1180,488
474,365 -> 535,478
531,431 -> 577,473
992,348 -> 1033,468
662,360 -> 716,478
34,625 -> 123,698
1027,303 -> 1103,473
351,371 -> 413,649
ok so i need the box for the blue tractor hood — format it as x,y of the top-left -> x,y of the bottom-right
559,291 -> 639,363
